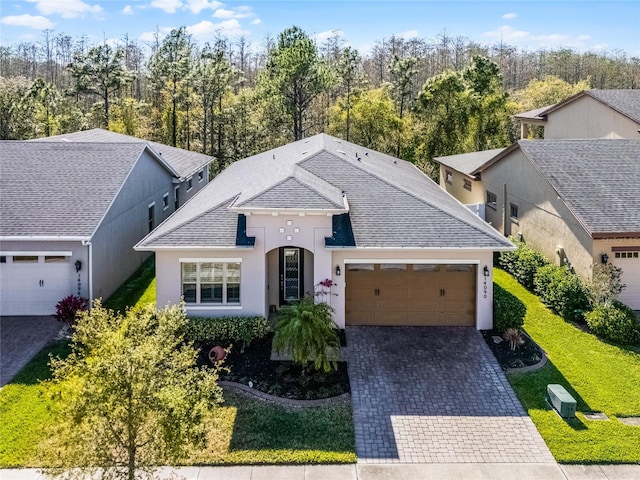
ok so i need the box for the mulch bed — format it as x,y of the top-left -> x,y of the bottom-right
482,330 -> 544,370
197,333 -> 350,401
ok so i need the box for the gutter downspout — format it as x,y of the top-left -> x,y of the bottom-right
82,240 -> 93,302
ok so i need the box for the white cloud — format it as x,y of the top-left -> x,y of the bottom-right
26,0 -> 103,19
502,12 -> 517,19
313,29 -> 343,43
121,5 -> 134,15
398,29 -> 419,40
251,18 -> 262,25
1,14 -> 54,29
213,6 -> 253,19
482,25 -> 599,50
150,0 -> 183,14
139,26 -> 174,43
186,0 -> 222,14
186,19 -> 249,40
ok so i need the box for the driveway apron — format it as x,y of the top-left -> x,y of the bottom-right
345,326 -> 555,464
0,316 -> 63,387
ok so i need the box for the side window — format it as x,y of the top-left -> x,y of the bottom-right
148,203 -> 155,232
174,186 -> 180,210
486,191 -> 497,209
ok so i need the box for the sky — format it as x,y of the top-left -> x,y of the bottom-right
1,0 -> 639,56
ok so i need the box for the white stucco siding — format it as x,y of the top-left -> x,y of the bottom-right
154,213 -> 333,318
330,249 -> 495,330
545,96 -> 640,139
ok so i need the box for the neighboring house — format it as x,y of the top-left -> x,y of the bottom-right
0,134 -> 212,316
515,89 -> 640,140
135,134 -> 513,330
438,139 -> 640,309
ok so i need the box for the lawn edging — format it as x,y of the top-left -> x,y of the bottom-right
218,381 -> 351,408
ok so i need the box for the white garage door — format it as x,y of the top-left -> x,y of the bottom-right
0,254 -> 74,316
613,250 -> 640,310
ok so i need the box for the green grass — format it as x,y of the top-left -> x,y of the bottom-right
495,269 -> 640,463
102,254 -> 156,312
0,256 -> 355,467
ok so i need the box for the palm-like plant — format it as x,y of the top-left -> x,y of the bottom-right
273,295 -> 340,372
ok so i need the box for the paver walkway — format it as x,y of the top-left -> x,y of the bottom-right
345,326 -> 555,464
0,316 -> 62,387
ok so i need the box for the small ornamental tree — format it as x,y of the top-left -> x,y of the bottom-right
587,263 -> 626,307
54,295 -> 89,326
43,301 -> 222,480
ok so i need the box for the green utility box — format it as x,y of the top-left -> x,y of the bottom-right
547,384 -> 577,418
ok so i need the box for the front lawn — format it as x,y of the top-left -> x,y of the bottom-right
495,269 -> 640,463
0,260 -> 355,467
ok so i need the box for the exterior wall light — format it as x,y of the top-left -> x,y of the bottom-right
601,253 -> 609,265
336,265 -> 341,276
75,260 -> 82,272
483,266 -> 490,277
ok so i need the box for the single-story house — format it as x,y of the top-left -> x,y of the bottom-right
136,134 -> 513,329
437,139 -> 640,309
0,133 -> 212,316
515,89 -> 640,140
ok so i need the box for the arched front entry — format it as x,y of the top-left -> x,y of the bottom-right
266,246 -> 314,309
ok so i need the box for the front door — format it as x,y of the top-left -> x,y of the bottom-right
279,247 -> 303,305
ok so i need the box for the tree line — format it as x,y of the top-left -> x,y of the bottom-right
1,26 -> 637,178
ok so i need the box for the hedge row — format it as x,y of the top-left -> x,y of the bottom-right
493,284 -> 526,332
499,238 -> 639,345
183,316 -> 269,348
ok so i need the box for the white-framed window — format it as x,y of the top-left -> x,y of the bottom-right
181,261 -> 241,304
163,193 -> 169,210
174,186 -> 180,210
198,169 -> 204,182
445,170 -> 453,185
486,191 -> 497,210
187,177 -> 193,191
148,202 -> 155,232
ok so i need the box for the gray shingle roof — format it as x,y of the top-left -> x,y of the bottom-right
31,128 -> 212,178
518,139 -> 640,235
435,148 -> 507,177
513,105 -> 555,121
137,134 -> 512,250
0,142 -> 148,237
585,90 -> 640,124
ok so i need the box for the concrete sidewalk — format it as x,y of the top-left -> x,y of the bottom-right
2,463 -> 639,480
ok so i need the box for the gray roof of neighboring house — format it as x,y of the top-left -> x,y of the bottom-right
517,139 -> 640,236
513,105 -> 555,121
514,89 -> 640,124
137,133 -> 513,250
31,128 -> 212,179
435,148 -> 507,177
0,141 -> 157,237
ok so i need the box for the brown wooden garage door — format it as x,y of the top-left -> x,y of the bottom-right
345,263 -> 476,326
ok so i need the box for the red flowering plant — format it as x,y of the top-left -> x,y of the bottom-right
55,294 -> 89,326
314,278 -> 337,305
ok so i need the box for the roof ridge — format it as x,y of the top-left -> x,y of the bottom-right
301,150 -> 509,245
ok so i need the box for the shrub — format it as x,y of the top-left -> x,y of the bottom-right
585,303 -> 640,345
54,295 -> 89,326
586,263 -> 625,307
534,264 -> 590,322
183,316 -> 269,350
493,283 -> 526,332
499,238 -> 549,290
273,296 -> 340,373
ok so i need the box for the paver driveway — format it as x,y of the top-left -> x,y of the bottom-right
0,316 -> 62,387
345,326 -> 555,464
